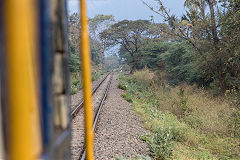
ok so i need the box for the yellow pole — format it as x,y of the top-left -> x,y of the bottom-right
79,0 -> 94,159
4,0 -> 42,159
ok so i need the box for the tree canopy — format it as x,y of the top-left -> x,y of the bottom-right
101,20 -> 164,73
140,0 -> 240,93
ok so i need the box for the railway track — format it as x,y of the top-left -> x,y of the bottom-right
71,72 -> 113,160
71,72 -> 111,118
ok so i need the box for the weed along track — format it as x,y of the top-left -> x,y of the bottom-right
71,72 -> 112,160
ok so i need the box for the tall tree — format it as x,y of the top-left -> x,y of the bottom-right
101,20 -> 159,73
142,0 -> 240,93
68,13 -> 112,70
68,13 -> 81,72
88,15 -> 115,68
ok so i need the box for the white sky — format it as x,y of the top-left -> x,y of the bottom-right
67,0 -> 186,22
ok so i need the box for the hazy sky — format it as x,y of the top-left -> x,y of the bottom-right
68,0 -> 186,22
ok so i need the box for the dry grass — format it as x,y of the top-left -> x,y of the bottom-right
119,69 -> 240,159
134,69 -> 233,136
159,86 -> 232,136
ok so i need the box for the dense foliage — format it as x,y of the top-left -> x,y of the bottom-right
98,0 -> 240,94
68,13 -> 81,72
162,41 -> 210,86
100,20 -> 164,73
139,0 -> 240,93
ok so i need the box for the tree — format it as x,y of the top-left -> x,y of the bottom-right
88,15 -> 115,68
142,0 -> 240,93
135,40 -> 169,70
100,20 -> 160,73
68,13 -> 111,70
68,13 -> 81,72
162,41 -> 209,86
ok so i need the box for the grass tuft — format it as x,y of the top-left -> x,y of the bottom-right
70,69 -> 108,95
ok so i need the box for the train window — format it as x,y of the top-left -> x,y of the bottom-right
50,0 -> 71,159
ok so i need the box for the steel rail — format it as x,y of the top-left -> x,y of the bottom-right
54,72 -> 110,153
71,72 -> 111,118
79,73 -> 113,160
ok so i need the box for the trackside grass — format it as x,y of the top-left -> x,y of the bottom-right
70,69 -> 108,95
118,69 -> 240,160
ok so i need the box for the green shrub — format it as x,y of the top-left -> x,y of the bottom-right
133,68 -> 155,88
176,88 -> 193,118
228,110 -> 240,138
226,89 -> 240,138
71,88 -> 78,95
72,79 -> 81,86
70,70 -> 107,95
91,69 -> 107,81
70,79 -> 82,95
147,128 -> 174,160
118,83 -> 127,90
121,93 -> 133,103
92,71 -> 100,81
210,79 -> 222,96
183,115 -> 203,129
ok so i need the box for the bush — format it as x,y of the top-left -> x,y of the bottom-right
70,70 -> 107,95
121,93 -> 133,103
92,71 -> 101,81
70,79 -> 82,95
118,83 -> 127,90
133,68 -> 155,88
146,128 -> 174,160
226,89 -> 240,138
162,42 -> 198,86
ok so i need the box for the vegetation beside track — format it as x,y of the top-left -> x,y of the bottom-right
119,69 -> 240,160
70,69 -> 107,95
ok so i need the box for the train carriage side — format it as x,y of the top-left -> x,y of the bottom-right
0,0 -> 71,159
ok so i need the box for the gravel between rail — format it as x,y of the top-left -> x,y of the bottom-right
94,73 -> 150,159
71,74 -> 111,160
71,73 -> 107,109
